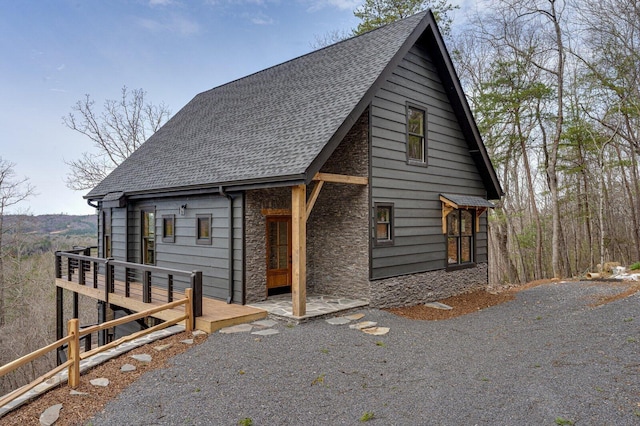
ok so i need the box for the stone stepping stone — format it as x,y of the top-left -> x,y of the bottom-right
153,343 -> 173,351
40,403 -> 62,426
90,378 -> 110,387
219,324 -> 253,334
344,313 -> 365,321
120,364 -> 136,372
251,328 -> 280,336
424,302 -> 453,310
131,354 -> 152,362
326,317 -> 351,325
252,319 -> 278,328
70,390 -> 89,396
349,321 -> 377,330
362,327 -> 390,336
180,338 -> 194,345
192,330 -> 207,336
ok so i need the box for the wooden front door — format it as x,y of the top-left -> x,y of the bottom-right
266,216 -> 292,293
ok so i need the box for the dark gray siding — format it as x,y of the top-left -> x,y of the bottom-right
101,194 -> 245,302
111,207 -> 127,260
370,43 -> 488,279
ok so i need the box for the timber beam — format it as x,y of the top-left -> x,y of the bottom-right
312,172 -> 368,185
291,184 -> 307,317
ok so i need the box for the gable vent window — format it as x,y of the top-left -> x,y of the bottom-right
407,105 -> 426,164
196,214 -> 212,245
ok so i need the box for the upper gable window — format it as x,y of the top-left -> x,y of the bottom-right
407,105 -> 426,164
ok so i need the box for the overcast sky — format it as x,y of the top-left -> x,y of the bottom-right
0,0 -> 480,216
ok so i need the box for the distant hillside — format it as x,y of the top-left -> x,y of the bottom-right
3,214 -> 97,236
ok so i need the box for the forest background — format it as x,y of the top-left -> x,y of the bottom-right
1,0 -> 640,396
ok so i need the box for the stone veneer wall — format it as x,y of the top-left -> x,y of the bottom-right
243,110 -> 370,304
369,263 -> 488,308
307,110 -> 370,300
244,187 -> 290,304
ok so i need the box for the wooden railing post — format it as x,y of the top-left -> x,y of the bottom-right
191,271 -> 202,317
184,288 -> 193,332
67,319 -> 80,388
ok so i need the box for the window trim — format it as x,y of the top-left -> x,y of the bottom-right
141,207 -> 156,265
374,203 -> 394,246
196,214 -> 212,245
406,103 -> 427,166
162,214 -> 175,243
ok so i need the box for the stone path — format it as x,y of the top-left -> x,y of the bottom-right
248,294 -> 368,320
217,312 -> 391,337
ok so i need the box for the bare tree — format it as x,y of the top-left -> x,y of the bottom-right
0,158 -> 35,326
63,86 -> 171,191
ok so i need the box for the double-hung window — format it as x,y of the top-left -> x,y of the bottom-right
407,105 -> 426,164
447,209 -> 474,265
374,203 -> 394,246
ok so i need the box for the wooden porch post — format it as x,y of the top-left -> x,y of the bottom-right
291,184 -> 307,317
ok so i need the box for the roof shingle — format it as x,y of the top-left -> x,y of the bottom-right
86,12 -> 429,199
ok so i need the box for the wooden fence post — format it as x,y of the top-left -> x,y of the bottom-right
184,288 -> 193,333
67,318 -> 80,388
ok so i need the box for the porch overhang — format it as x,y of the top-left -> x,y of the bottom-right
290,173 -> 368,317
440,193 -> 495,233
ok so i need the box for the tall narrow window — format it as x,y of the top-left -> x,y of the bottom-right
447,209 -> 474,266
103,210 -> 111,258
162,215 -> 175,243
374,203 -> 394,246
196,214 -> 212,245
407,105 -> 426,164
142,209 -> 155,265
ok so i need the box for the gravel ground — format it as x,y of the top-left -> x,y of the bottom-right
91,281 -> 640,425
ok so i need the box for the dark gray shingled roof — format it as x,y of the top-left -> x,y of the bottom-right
86,11 -> 502,200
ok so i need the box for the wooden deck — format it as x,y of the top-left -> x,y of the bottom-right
56,277 -> 267,333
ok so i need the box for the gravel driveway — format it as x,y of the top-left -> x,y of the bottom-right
92,281 -> 640,425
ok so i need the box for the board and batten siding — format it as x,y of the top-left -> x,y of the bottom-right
370,43 -> 488,280
122,194 -> 243,302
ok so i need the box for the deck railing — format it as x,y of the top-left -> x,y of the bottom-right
54,249 -> 203,319
0,289 -> 193,409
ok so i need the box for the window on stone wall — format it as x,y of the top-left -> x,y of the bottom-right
447,209 -> 474,266
374,203 -> 394,246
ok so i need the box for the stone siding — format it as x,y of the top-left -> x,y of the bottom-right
243,110 -> 370,303
244,187 -> 290,304
307,110 -> 370,299
369,263 -> 489,308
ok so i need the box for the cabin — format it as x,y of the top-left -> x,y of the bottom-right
67,10 -> 502,323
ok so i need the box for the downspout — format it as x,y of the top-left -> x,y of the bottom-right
87,199 -> 99,209
219,186 -> 236,304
